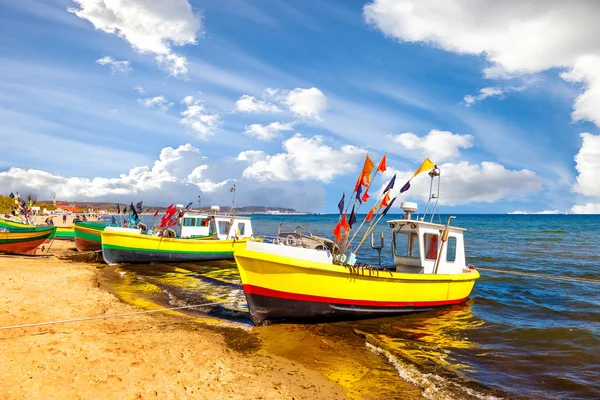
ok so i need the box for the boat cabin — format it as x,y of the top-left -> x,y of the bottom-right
178,212 -> 253,240
388,203 -> 467,275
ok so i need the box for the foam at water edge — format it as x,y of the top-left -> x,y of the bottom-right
365,342 -> 501,400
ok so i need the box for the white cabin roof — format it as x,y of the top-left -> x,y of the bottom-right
387,219 -> 466,232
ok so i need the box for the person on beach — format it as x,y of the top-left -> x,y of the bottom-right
62,214 -> 67,224
45,216 -> 54,226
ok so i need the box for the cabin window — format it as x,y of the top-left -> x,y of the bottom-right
424,233 -> 439,260
182,217 -> 196,227
447,237 -> 457,262
217,221 -> 231,235
198,218 -> 209,227
237,223 -> 246,235
394,232 -> 420,258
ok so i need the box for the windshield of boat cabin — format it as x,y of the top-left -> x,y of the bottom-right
394,232 -> 420,258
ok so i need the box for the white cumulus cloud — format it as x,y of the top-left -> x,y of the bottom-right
235,87 -> 328,120
238,134 -> 365,183
234,95 -> 281,113
243,122 -> 294,141
70,0 -> 202,77
281,87 -> 328,120
137,95 -> 174,111
463,87 -> 505,107
96,56 -> 132,75
390,129 -> 473,162
180,96 -> 220,140
573,133 -> 600,198
380,161 -> 542,206
364,0 -> 600,126
571,203 -> 600,214
0,144 -> 328,211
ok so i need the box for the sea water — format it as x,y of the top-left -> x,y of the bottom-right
105,214 -> 600,399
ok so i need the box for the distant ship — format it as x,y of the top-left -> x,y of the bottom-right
265,210 -> 307,216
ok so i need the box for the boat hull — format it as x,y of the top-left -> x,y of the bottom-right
55,227 -> 74,240
101,230 -> 249,264
234,247 -> 479,325
73,222 -> 109,251
0,228 -> 56,255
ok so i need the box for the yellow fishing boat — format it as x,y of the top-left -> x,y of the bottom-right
101,212 -> 253,264
235,203 -> 479,325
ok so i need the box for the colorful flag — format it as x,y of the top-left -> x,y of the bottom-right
153,209 -> 159,217
185,201 -> 193,209
400,181 -> 411,193
136,201 -> 143,213
111,216 -> 117,224
333,221 -> 343,242
130,202 -> 139,220
380,192 -> 391,208
8,192 -> 14,198
412,158 -> 435,178
116,204 -> 120,214
366,206 -> 375,221
337,193 -> 345,215
361,187 -> 370,203
348,205 -> 357,228
355,155 -> 375,190
355,184 -> 363,203
383,174 -> 396,194
230,184 -> 236,192
377,154 -> 387,173
381,197 -> 396,216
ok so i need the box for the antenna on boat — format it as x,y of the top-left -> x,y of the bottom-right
422,166 -> 441,223
370,232 -> 384,265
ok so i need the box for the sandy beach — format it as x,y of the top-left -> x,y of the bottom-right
0,242 -> 349,400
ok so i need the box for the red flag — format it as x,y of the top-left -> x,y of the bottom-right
333,221 -> 343,242
153,209 -> 159,217
380,192 -> 391,208
377,154 -> 387,173
361,187 -> 370,203
366,206 -> 375,221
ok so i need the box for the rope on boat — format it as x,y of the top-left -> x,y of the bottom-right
0,301 -> 230,331
476,267 -> 600,284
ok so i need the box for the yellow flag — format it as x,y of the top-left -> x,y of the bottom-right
412,158 -> 435,178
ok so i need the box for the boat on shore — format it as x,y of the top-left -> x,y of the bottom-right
234,157 -> 480,325
0,226 -> 56,255
73,221 -> 110,251
55,226 -> 74,240
101,210 -> 253,265
0,217 -> 74,240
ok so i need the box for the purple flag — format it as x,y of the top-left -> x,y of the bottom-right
400,181 -> 411,193
337,193 -> 345,215
355,184 -> 363,203
348,205 -> 357,228
383,174 -> 396,194
381,197 -> 397,216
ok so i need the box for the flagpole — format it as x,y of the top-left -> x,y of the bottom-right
354,206 -> 391,252
339,154 -> 385,252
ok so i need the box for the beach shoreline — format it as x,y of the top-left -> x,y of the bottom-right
0,242 -> 350,400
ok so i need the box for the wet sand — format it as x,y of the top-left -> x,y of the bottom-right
0,242 -> 348,399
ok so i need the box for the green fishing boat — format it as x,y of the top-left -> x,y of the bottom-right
73,221 -> 110,251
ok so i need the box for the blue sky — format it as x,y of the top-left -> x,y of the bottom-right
1,0 -> 599,213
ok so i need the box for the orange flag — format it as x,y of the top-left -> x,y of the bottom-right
355,155 -> 375,190
334,215 -> 349,242
377,154 -> 387,173
365,206 -> 376,221
380,191 -> 391,208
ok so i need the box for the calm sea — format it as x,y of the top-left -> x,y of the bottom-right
105,214 -> 600,399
